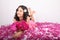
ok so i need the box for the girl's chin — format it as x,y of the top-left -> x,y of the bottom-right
18,15 -> 23,18
18,16 -> 23,19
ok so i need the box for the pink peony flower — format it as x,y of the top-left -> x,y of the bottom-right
16,20 -> 29,31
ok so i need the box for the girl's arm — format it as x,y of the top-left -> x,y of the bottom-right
13,30 -> 23,38
13,19 -> 23,38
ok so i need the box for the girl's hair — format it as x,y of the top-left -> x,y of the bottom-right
14,5 -> 30,21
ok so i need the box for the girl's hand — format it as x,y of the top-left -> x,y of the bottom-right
13,31 -> 23,38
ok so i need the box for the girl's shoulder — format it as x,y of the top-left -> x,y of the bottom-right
13,19 -> 17,23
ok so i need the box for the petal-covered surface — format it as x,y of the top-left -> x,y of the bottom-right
0,22 -> 60,40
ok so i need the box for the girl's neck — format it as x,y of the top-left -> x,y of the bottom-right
19,17 -> 23,21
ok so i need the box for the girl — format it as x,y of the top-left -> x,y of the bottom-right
12,5 -> 36,38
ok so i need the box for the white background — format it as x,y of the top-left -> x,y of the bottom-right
0,0 -> 60,25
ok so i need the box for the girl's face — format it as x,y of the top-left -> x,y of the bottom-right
17,7 -> 24,18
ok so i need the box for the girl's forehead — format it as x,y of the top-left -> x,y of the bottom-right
18,7 -> 23,10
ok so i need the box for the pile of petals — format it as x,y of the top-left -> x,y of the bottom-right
0,22 -> 60,40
